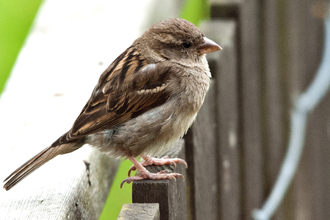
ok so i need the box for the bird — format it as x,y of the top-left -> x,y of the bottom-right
3,18 -> 221,190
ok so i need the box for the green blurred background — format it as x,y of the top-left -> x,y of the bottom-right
0,0 -> 43,94
0,0 -> 208,219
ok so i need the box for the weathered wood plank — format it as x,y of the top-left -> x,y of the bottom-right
211,1 -> 264,218
187,81 -> 218,220
132,140 -> 187,220
201,20 -> 241,220
0,148 -> 119,220
210,0 -> 241,19
184,129 -> 197,220
0,0 -> 163,219
283,1 -> 319,220
210,1 -> 328,219
118,203 -> 160,220
260,1 -> 287,219
307,94 -> 330,220
238,2 -> 265,218
301,1 -> 327,220
261,0 -> 284,187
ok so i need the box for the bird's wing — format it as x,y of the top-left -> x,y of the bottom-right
55,47 -> 172,145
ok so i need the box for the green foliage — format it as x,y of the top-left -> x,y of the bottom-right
181,0 -> 210,26
99,159 -> 136,220
0,0 -> 43,95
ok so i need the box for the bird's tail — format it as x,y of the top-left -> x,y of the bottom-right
3,139 -> 84,191
3,146 -> 59,190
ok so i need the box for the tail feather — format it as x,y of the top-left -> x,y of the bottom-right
3,134 -> 85,190
3,146 -> 58,191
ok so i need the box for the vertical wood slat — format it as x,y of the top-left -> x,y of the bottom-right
261,0 -> 283,189
210,0 -> 264,218
184,129 -> 196,220
184,20 -> 239,220
304,2 -> 328,219
284,1 -> 319,220
307,1 -> 330,219
201,20 -> 240,220
308,96 -> 330,220
132,140 -> 187,220
185,80 -> 218,220
211,1 -> 265,218
260,1 -> 287,219
125,1 -> 328,219
207,1 -> 326,219
300,1 -> 328,220
239,1 -> 265,218
184,22 -> 223,220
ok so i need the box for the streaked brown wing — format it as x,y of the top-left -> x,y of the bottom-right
55,47 -> 172,145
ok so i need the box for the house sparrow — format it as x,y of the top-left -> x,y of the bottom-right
3,18 -> 221,190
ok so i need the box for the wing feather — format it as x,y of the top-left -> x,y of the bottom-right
54,47 -> 172,145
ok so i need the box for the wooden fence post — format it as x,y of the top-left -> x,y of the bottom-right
132,140 -> 187,220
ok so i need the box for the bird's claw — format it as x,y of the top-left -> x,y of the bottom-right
127,155 -> 187,177
121,170 -> 185,188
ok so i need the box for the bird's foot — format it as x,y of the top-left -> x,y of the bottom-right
120,156 -> 186,188
127,155 -> 187,176
121,169 -> 184,188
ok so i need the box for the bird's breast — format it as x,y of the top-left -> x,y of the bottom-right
88,67 -> 211,158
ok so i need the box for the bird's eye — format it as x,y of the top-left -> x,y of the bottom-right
182,41 -> 192,48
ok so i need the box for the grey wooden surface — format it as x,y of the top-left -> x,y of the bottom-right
207,0 -> 327,220
187,79 -> 218,220
118,0 -> 328,219
132,140 -> 187,220
5,0 -> 327,219
203,20 -> 240,220
0,0 -> 171,219
118,203 -> 160,220
0,148 -> 119,220
260,1 -> 287,219
211,1 -> 265,217
284,1 -> 326,220
183,20 -> 238,220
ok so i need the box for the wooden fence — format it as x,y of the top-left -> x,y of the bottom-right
119,0 -> 330,219
0,0 -> 329,219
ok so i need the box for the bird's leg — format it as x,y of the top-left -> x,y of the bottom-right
121,156 -> 186,188
127,155 -> 188,176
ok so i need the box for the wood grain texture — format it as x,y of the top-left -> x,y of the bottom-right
207,0 -> 327,219
239,2 -> 265,218
201,20 -> 241,220
307,95 -> 330,220
306,1 -> 330,219
292,1 -> 326,219
260,1 -> 287,219
128,1 -> 328,219
284,1 -> 321,220
0,0 -> 164,219
118,203 -> 160,220
0,148 -> 119,220
132,140 -> 187,220
210,1 -> 265,218
188,81 -> 218,220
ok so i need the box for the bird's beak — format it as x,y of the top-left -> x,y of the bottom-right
198,37 -> 222,54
